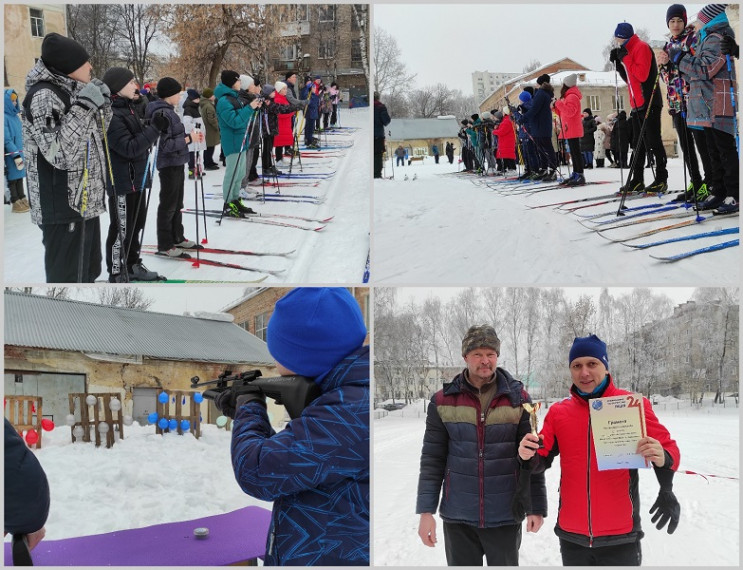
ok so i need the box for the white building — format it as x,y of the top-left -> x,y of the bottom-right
471,70 -> 520,100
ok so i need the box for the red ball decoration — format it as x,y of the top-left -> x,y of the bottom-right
25,430 -> 39,445
41,418 -> 55,432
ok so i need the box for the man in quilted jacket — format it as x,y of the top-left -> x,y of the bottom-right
215,288 -> 369,566
518,334 -> 681,565
416,325 -> 547,566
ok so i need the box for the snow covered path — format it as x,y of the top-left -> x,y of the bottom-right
4,108 -> 369,284
373,158 -> 739,285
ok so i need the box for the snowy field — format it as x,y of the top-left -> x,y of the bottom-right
5,421 -> 271,543
373,402 -> 739,566
4,107 -> 369,284
374,157 -> 739,285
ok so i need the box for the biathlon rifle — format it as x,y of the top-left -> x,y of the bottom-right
191,369 -> 321,420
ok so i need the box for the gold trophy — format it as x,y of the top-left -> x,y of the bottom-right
522,402 -> 544,448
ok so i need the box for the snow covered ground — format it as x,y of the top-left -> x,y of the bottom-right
4,107 -> 369,284
5,420 -> 271,543
372,401 -> 739,566
374,157 -> 739,285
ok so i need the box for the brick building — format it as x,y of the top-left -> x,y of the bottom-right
223,287 -> 371,345
268,4 -> 369,101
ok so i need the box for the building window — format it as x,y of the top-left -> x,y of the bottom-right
612,94 -> 626,112
351,39 -> 362,64
588,95 -> 600,112
280,5 -> 308,22
30,8 -> 45,38
319,39 -> 335,59
280,43 -> 299,62
236,320 -> 249,332
318,5 -> 336,22
254,312 -> 269,341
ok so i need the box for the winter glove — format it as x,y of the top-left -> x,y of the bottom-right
667,44 -> 687,65
609,46 -> 628,64
721,35 -> 740,58
649,467 -> 680,534
213,387 -> 265,419
510,461 -> 533,522
13,156 -> 24,171
151,112 -> 170,133
77,82 -> 106,110
90,78 -> 111,100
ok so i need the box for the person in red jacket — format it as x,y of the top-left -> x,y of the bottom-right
610,22 -> 669,195
492,109 -> 517,173
518,334 -> 681,566
553,73 -> 586,186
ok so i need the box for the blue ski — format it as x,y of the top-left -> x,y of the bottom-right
624,227 -> 739,249
585,204 -> 688,227
649,239 -> 739,261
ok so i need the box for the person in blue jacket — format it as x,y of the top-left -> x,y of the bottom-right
4,89 -> 30,213
5,418 -> 50,564
300,76 -> 321,149
215,287 -> 370,566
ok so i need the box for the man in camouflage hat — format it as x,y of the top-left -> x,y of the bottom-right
416,325 -> 546,566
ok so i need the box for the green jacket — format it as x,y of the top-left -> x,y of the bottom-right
214,83 -> 254,156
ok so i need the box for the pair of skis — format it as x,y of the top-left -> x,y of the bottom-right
181,209 -> 329,232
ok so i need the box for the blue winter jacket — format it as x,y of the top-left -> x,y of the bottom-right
521,86 -> 554,138
214,83 -> 255,157
300,83 -> 320,120
416,368 -> 548,528
231,346 -> 370,566
4,89 -> 25,181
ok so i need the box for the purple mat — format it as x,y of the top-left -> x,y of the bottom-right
4,506 -> 271,566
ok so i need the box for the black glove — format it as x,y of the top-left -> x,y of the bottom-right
213,388 -> 265,419
510,461 -> 533,522
667,44 -> 687,65
151,112 -> 169,133
609,46 -> 628,64
649,467 -> 680,534
721,35 -> 740,58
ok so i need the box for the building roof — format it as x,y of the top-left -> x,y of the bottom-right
387,117 -> 460,141
5,292 -> 273,365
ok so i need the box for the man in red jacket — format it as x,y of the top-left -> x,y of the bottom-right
518,334 -> 680,566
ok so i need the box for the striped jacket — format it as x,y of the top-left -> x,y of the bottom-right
416,368 -> 547,528
231,346 -> 369,566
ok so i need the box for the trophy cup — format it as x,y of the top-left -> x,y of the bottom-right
522,402 -> 544,448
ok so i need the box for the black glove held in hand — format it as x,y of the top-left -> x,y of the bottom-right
721,35 -> 740,58
609,46 -> 627,64
649,489 -> 680,533
511,462 -> 533,522
213,388 -> 265,419
151,112 -> 169,133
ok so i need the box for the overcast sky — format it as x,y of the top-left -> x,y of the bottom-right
374,3 -> 710,95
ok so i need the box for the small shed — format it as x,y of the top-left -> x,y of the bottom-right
4,292 -> 276,427
386,117 -> 461,160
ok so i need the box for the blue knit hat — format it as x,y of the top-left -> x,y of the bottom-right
266,288 -> 367,381
569,334 -> 609,369
519,91 -> 532,103
614,22 -> 635,40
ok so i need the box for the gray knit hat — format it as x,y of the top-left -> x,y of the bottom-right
462,325 -> 501,356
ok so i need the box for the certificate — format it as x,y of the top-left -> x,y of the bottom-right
589,393 -> 650,471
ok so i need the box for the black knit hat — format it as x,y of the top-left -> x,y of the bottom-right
285,71 -> 297,81
666,4 -> 688,26
536,74 -> 551,85
102,67 -> 134,94
157,77 -> 181,99
220,70 -> 240,88
583,107 -> 592,115
471,113 -> 479,121
41,33 -> 90,75
523,85 -> 535,96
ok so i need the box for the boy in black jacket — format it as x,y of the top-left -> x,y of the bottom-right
102,67 -> 168,281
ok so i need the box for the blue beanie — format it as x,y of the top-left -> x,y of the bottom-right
614,22 -> 634,39
519,91 -> 532,103
266,288 -> 367,380
569,334 -> 609,370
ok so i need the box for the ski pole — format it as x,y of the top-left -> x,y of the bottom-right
197,145 -> 208,244
125,135 -> 158,266
76,140 -> 91,283
613,60 -> 625,189
726,54 -> 738,153
218,100 -> 258,226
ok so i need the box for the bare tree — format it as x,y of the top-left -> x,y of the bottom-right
67,5 -> 122,76
351,5 -> 370,88
384,90 -> 411,119
522,59 -> 541,74
115,4 -> 163,86
373,26 -> 416,97
95,287 -> 153,310
409,88 -> 437,118
5,287 -> 69,298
